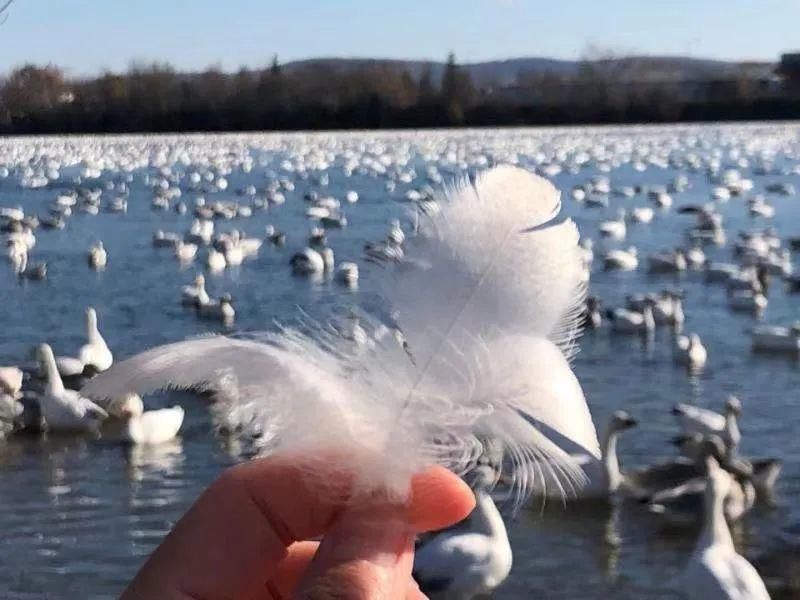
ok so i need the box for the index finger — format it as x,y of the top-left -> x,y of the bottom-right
122,455 -> 474,599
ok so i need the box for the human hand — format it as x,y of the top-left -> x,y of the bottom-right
121,455 -> 475,599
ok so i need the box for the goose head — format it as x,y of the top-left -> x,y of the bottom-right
110,393 -> 144,420
609,410 -> 638,433
724,396 -> 742,418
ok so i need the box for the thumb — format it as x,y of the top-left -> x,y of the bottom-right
296,504 -> 417,599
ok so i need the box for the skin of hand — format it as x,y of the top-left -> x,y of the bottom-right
121,455 -> 475,599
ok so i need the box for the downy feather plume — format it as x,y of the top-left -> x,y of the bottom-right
81,166 -> 597,502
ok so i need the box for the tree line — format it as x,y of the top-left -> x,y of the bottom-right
0,53 -> 796,135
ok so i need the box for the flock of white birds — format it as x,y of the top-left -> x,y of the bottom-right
1,124 -> 799,598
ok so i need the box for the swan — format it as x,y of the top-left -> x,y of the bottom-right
290,247 -> 325,275
648,249 -> 687,273
672,397 -> 741,455
603,247 -> 638,271
681,457 -> 769,599
413,466 -> 512,598
78,307 -> 113,374
102,393 -> 184,445
197,293 -> 235,324
599,209 -> 627,240
675,334 -> 708,369
751,323 -> 800,353
181,274 -> 210,307
335,261 -> 359,286
35,344 -> 108,433
88,241 -> 107,270
206,248 -> 227,272
606,299 -> 655,334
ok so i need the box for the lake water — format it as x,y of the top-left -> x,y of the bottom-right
1,124 -> 799,599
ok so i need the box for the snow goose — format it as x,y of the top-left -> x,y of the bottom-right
103,393 -> 184,445
181,274 -> 210,307
88,241 -> 107,270
680,457 -> 769,599
675,334 -> 708,369
35,344 -> 107,433
599,209 -> 627,240
606,299 -> 655,334
197,293 -> 235,325
78,307 -> 113,374
672,397 -> 741,456
603,247 -> 638,271
413,466 -> 512,597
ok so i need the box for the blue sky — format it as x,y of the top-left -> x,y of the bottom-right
1,0 -> 797,75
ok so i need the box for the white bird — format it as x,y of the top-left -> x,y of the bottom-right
748,196 -> 775,219
197,293 -> 235,325
630,206 -> 655,224
102,393 -> 184,445
681,457 -> 770,600
413,467 -> 512,598
79,166 -> 597,503
648,249 -> 687,273
78,307 -> 114,374
675,333 -> 708,369
728,289 -> 767,314
606,300 -> 655,334
335,261 -> 359,286
88,241 -> 107,270
223,231 -> 244,266
207,249 -> 227,272
35,344 -> 108,433
533,410 -> 638,499
387,219 -> 405,245
6,239 -> 27,274
599,209 -> 627,240
182,274 -> 210,307
175,241 -> 198,263
603,247 -> 638,271
673,397 -> 741,456
291,247 -> 325,275
0,366 -> 23,396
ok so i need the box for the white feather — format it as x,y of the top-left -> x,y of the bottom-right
81,166 -> 595,502
384,165 -> 587,360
